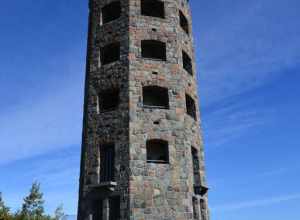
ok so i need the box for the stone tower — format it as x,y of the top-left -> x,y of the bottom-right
78,0 -> 209,219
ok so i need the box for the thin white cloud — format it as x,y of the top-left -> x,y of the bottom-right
202,100 -> 272,149
258,168 -> 288,178
212,193 -> 300,212
209,167 -> 292,191
193,0 -> 300,149
20,151 -> 80,187
0,77 -> 84,164
0,150 -> 80,214
195,0 -> 300,106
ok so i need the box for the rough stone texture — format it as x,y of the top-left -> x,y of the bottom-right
78,0 -> 209,220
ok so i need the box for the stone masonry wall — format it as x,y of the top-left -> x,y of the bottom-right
128,0 -> 208,219
78,0 -> 131,219
78,0 -> 209,219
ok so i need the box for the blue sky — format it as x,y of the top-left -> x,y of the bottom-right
0,0 -> 299,219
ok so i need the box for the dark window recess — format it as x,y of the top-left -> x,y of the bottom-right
141,0 -> 165,18
153,120 -> 160,125
100,144 -> 115,182
143,86 -> 169,109
98,89 -> 119,112
102,1 -> 121,24
191,147 -> 201,186
141,40 -> 166,61
146,139 -> 169,164
182,51 -> 193,75
85,177 -> 92,185
92,199 -> 103,220
100,43 -> 120,65
109,196 -> 120,220
192,197 -> 198,220
194,186 -> 209,197
186,94 -> 197,120
179,10 -> 189,35
200,199 -> 207,220
194,186 -> 202,195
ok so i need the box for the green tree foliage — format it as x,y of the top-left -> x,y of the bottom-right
1,182 -> 65,220
20,182 -> 45,220
0,192 -> 11,220
54,205 -> 64,220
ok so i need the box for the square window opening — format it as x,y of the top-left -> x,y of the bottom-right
179,10 -> 189,35
100,43 -> 120,65
182,51 -> 193,75
146,139 -> 169,164
143,86 -> 169,109
186,94 -> 197,120
141,40 -> 166,61
98,89 -> 120,113
141,0 -> 165,18
102,2 -> 121,24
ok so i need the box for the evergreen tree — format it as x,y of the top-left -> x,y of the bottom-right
21,182 -> 45,220
54,204 -> 64,220
1,183 -> 67,220
0,192 -> 10,220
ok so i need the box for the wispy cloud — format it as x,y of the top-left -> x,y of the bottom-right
257,168 -> 289,178
22,151 -> 79,187
212,193 -> 300,212
195,0 -> 300,106
193,0 -> 300,149
0,75 -> 84,164
202,97 -> 272,148
209,166 -> 294,192
0,148 -> 80,214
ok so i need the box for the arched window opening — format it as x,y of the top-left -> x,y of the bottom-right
100,42 -> 120,65
98,89 -> 120,113
141,40 -> 166,61
179,10 -> 189,35
182,50 -> 193,75
146,139 -> 169,164
143,86 -> 169,109
186,94 -> 197,120
141,0 -> 165,18
101,1 -> 121,24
